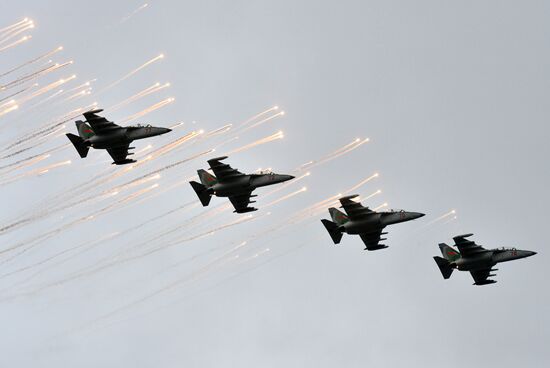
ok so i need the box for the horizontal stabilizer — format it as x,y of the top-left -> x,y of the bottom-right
66,133 -> 89,158
190,181 -> 212,206
321,219 -> 343,244
433,256 -> 454,279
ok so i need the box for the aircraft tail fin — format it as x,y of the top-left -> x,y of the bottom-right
328,207 -> 349,225
439,243 -> 461,262
433,256 -> 454,279
66,133 -> 89,158
321,219 -> 343,244
190,181 -> 212,206
197,169 -> 217,187
76,120 -> 95,139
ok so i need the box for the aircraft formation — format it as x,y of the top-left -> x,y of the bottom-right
65,110 -> 536,286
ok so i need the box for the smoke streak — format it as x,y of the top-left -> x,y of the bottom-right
98,54 -> 164,93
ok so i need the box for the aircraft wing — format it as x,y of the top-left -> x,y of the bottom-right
207,156 -> 245,183
83,109 -> 121,134
228,192 -> 256,213
453,234 -> 488,257
339,195 -> 373,220
106,144 -> 135,165
470,268 -> 497,285
359,230 -> 388,251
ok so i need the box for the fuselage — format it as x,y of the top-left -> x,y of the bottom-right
454,249 -> 536,271
341,211 -> 425,235
86,126 -> 171,149
211,173 -> 294,197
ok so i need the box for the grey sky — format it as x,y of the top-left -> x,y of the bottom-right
0,1 -> 549,367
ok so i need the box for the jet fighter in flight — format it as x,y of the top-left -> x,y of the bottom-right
65,109 -> 171,165
190,156 -> 294,213
433,233 -> 537,285
321,194 -> 424,250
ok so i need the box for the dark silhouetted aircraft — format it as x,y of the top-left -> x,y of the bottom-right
66,109 -> 171,165
190,156 -> 294,213
321,194 -> 424,250
434,233 -> 536,285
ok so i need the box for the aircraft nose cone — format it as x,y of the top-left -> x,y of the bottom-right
527,251 -> 537,257
411,212 -> 425,220
161,128 -> 172,134
281,174 -> 295,182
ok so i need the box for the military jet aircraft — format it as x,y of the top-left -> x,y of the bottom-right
321,194 -> 424,250
433,233 -> 537,285
190,156 -> 294,213
65,109 -> 171,165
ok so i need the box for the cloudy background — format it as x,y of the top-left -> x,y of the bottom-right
0,1 -> 548,367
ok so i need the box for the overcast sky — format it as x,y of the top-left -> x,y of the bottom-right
0,1 -> 549,367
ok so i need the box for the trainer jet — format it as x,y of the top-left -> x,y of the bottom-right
190,156 -> 294,213
65,109 -> 171,165
433,233 -> 536,285
321,194 -> 424,250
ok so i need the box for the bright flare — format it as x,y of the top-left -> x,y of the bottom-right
98,54 -> 165,93
120,97 -> 175,123
227,131 -> 284,155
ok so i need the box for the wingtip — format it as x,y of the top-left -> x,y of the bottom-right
340,194 -> 359,200
233,207 -> 257,214
208,155 -> 229,163
85,108 -> 104,114
112,159 -> 136,165
454,233 -> 474,240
